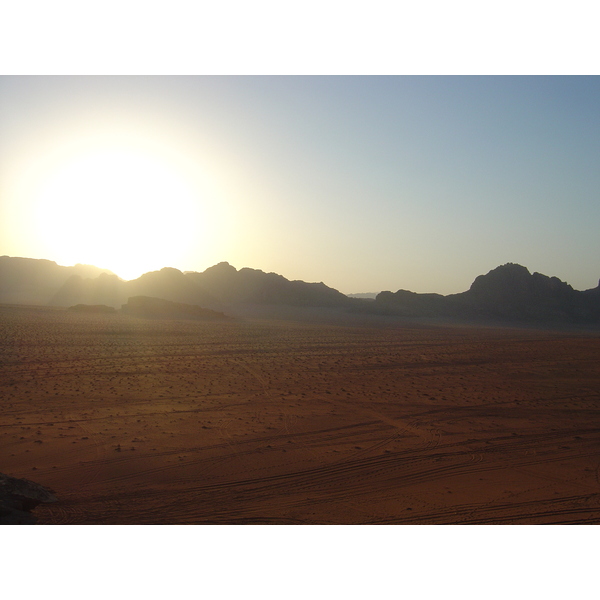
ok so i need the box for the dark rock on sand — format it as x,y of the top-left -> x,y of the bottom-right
68,303 -> 116,313
121,295 -> 231,320
0,472 -> 58,524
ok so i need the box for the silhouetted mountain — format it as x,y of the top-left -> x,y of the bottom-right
50,267 -> 218,309
0,256 -> 114,305
4,256 -> 600,325
373,263 -> 600,324
51,272 -> 122,307
185,262 -> 349,307
375,289 -> 452,317
128,268 -> 218,306
461,263 -> 583,320
49,261 -> 349,311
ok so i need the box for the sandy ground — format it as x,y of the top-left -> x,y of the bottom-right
1,304 -> 600,524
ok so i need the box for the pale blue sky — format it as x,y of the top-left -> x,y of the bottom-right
1,76 -> 599,294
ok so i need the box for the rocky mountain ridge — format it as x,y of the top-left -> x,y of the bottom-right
0,256 -> 114,305
1,257 -> 600,324
374,263 -> 600,323
48,261 -> 350,311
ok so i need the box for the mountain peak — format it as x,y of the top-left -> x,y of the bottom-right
469,263 -> 529,289
207,261 -> 237,272
469,263 -> 574,299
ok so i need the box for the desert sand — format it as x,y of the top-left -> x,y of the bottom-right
1,303 -> 600,524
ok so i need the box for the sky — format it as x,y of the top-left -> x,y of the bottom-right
1,75 -> 600,295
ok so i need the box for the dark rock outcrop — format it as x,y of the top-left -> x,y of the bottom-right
68,304 -> 116,313
121,296 -> 231,320
375,289 -> 452,317
373,263 -> 600,324
461,263 -> 583,321
0,472 -> 57,524
185,262 -> 350,308
127,268 -> 218,307
50,261 -> 350,311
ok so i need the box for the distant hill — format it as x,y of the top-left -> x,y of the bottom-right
185,262 -> 349,308
48,260 -> 350,311
50,267 -> 218,309
3,256 -> 600,325
0,256 -> 115,306
374,263 -> 600,324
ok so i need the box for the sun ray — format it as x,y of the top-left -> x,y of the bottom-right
31,147 -> 213,279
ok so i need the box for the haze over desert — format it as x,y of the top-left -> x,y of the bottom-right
2,300 -> 600,525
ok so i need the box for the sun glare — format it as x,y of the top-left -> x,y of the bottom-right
31,148 -> 211,280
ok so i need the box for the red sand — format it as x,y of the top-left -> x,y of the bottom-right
2,304 -> 600,524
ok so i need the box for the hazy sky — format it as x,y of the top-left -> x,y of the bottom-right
1,76 -> 599,294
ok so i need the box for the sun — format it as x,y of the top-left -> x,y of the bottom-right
31,147 -> 210,280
